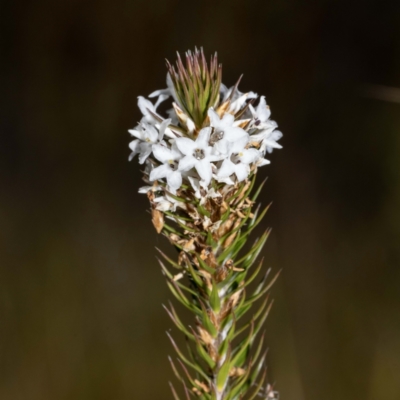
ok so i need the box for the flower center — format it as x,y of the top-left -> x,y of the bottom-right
193,148 -> 205,160
210,130 -> 224,145
231,153 -> 242,165
254,119 -> 261,126
168,160 -> 178,170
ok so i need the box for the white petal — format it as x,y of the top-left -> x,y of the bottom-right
262,139 -> 283,149
216,175 -> 235,185
220,83 -> 229,99
137,96 -> 154,117
176,137 -> 195,155
128,128 -> 145,140
257,96 -> 271,121
271,130 -> 283,141
156,94 -> 169,109
234,163 -> 250,182
138,144 -> 152,164
158,118 -> 172,141
195,159 -> 212,186
196,127 -> 211,149
129,139 -> 140,152
257,158 -> 271,167
155,200 -> 172,211
240,148 -> 260,164
207,188 -> 221,198
178,155 -> 196,171
149,88 -> 170,98
153,144 -> 172,163
169,141 -> 183,160
145,126 -> 159,143
150,164 -> 170,181
230,136 -> 248,154
188,176 -> 201,198
221,113 -> 235,126
224,127 -> 248,142
167,171 -> 182,191
214,138 -> 229,155
217,159 -> 235,178
229,93 -> 249,114
207,108 -> 220,127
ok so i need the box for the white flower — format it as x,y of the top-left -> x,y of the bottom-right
137,96 -> 162,124
128,139 -> 141,162
213,174 -> 235,186
208,109 -> 248,155
228,92 -> 256,114
249,120 -> 282,154
188,176 -> 222,200
217,137 -> 262,182
176,127 -> 219,187
128,119 -> 170,163
260,130 -> 283,154
220,83 -> 257,103
154,193 -> 185,212
249,96 -> 275,130
150,142 -> 183,193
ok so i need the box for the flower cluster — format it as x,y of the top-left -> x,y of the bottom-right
128,49 -> 282,206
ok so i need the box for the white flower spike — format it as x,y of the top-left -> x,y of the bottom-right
127,48 -> 284,400
128,48 -> 282,198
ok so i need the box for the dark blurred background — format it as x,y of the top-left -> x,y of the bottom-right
1,1 -> 400,399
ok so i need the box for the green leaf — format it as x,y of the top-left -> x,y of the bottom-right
156,248 -> 182,270
163,303 -> 196,341
242,203 -> 271,238
206,230 -> 217,247
225,361 -> 253,400
166,281 -> 201,316
209,281 -> 221,313
246,369 -> 267,400
193,335 -> 216,370
251,177 -> 267,202
217,354 -> 231,391
167,332 -> 210,382
199,301 -> 218,338
185,261 -> 205,289
198,204 -> 211,217
196,254 -> 216,274
231,322 -> 254,368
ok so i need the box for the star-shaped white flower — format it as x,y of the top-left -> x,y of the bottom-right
137,96 -> 162,124
153,193 -> 186,212
217,137 -> 265,182
208,109 -> 248,155
175,127 -> 219,187
128,119 -> 170,163
149,142 -> 183,193
220,83 -> 257,103
259,129 -> 283,154
249,96 -> 275,130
